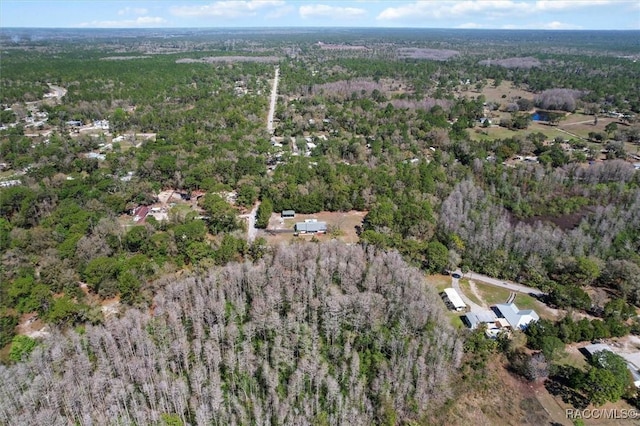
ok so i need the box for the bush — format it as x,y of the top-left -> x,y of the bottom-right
9,335 -> 37,362
0,314 -> 18,348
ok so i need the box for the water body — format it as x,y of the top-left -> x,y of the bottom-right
531,110 -> 551,121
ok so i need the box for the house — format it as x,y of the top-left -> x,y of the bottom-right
462,310 -> 498,330
295,220 -> 327,234
492,303 -> 539,330
131,206 -> 149,223
281,210 -> 295,218
442,288 -> 467,312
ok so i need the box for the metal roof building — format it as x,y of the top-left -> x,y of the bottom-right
442,288 -> 466,311
492,303 -> 539,330
582,343 -> 640,388
295,221 -> 327,233
463,310 -> 498,330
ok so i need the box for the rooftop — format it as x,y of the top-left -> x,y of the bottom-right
493,303 -> 539,329
295,221 -> 327,233
443,288 -> 466,309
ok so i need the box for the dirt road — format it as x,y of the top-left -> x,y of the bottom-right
246,201 -> 260,243
267,66 -> 279,135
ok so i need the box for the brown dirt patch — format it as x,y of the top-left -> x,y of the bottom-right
479,80 -> 534,106
436,358 -> 557,425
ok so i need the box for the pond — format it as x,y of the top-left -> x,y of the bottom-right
530,110 -> 551,121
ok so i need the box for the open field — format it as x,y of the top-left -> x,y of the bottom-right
262,210 -> 366,245
479,80 -> 534,105
470,113 -> 621,143
474,281 -> 512,305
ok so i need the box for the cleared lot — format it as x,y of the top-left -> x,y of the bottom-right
263,210 -> 366,245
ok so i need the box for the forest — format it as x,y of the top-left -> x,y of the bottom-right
0,27 -> 640,423
0,243 -> 461,425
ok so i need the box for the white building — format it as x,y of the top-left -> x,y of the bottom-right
492,303 -> 539,330
442,288 -> 466,312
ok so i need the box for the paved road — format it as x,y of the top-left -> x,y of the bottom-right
461,271 -> 545,296
267,66 -> 279,135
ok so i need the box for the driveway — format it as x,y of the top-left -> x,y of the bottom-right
462,271 -> 545,297
451,274 -> 486,313
242,201 -> 260,243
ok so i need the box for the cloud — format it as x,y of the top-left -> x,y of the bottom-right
541,20 -> 582,29
377,0 -> 621,21
299,4 -> 367,19
78,16 -> 167,28
265,5 -> 295,19
457,22 -> 484,29
533,1 -> 615,12
501,20 -> 583,30
118,7 -> 149,16
171,1 -> 285,18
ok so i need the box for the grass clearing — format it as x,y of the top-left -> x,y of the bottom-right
426,274 -> 451,293
511,293 -> 540,310
474,281 -> 512,305
446,312 -> 466,329
555,345 -> 588,370
472,281 -> 559,320
263,210 -> 366,245
458,279 -> 483,306
481,80 -> 533,102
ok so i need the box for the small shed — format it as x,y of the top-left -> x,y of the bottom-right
281,210 -> 295,218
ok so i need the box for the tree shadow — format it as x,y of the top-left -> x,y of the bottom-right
544,378 -> 590,409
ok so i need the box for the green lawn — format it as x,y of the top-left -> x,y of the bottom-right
474,282 -> 512,305
446,312 -> 466,329
511,293 -> 540,310
469,122 -> 581,143
473,281 -> 558,320
555,348 -> 588,370
426,274 -> 452,293
459,279 -> 483,306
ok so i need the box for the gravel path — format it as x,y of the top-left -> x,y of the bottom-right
246,201 -> 260,243
267,66 -> 279,135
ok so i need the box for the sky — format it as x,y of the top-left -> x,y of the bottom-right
1,0 -> 639,30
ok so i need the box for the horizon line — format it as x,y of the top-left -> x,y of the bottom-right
2,26 -> 639,31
